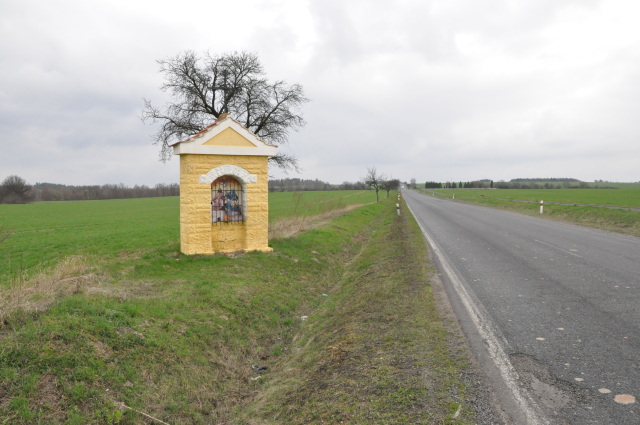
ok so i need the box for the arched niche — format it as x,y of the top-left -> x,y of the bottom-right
200,165 -> 256,224
211,176 -> 244,223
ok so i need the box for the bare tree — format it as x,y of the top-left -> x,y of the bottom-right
364,166 -> 385,203
142,50 -> 309,170
380,178 -> 400,198
0,175 -> 34,204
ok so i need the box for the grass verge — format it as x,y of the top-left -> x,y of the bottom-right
241,199 -> 488,424
1,195 -> 489,424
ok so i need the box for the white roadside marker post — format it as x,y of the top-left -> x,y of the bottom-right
540,200 -> 544,214
396,203 -> 400,216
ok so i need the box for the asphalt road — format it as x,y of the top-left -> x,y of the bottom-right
403,189 -> 640,424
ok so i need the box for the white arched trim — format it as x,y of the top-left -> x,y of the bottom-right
199,165 -> 257,185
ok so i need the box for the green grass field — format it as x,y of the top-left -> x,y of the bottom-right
268,190 -> 374,220
587,182 -> 640,189
0,191 -> 378,287
1,189 -> 485,424
0,197 -> 180,287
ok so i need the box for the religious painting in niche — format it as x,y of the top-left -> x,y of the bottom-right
211,176 -> 244,223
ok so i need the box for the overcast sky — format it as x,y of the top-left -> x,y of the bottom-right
2,0 -> 639,186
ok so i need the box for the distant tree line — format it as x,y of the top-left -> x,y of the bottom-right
33,182 -> 179,201
0,175 -> 179,203
3,174 -> 383,204
424,180 -> 493,189
269,178 -> 366,192
493,179 -> 589,189
421,178 -> 606,190
510,177 -> 580,183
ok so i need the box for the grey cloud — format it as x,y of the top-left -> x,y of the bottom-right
1,0 -> 639,187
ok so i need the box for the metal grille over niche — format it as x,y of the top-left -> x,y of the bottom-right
211,176 -> 244,223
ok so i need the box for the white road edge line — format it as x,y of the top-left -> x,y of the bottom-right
404,196 -> 548,425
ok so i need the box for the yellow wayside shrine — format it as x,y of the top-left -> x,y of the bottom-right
171,114 -> 277,254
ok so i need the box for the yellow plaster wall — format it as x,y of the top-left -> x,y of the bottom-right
179,154 -> 271,255
203,128 -> 257,147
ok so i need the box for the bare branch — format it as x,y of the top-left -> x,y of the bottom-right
364,167 -> 386,203
269,153 -> 301,174
142,51 -> 308,170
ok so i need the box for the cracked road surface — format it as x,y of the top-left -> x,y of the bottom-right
403,189 -> 639,424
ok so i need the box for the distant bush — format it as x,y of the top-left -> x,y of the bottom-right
0,175 -> 34,204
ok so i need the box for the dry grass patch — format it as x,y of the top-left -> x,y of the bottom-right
0,255 -> 102,326
84,278 -> 168,301
269,204 -> 365,239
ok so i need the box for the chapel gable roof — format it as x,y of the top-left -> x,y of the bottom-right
171,113 -> 277,157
